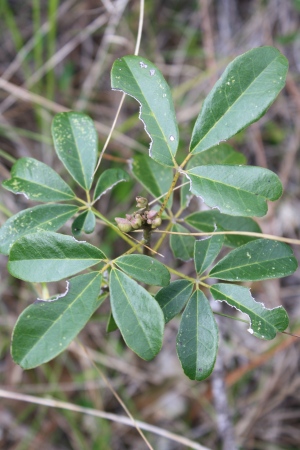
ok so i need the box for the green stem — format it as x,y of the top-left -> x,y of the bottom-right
164,265 -> 196,283
180,152 -> 193,170
0,203 -> 13,218
92,208 -> 137,248
157,170 -> 180,218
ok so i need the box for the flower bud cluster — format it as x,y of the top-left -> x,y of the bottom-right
115,209 -> 162,233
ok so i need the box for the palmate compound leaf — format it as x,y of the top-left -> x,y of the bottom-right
209,239 -> 298,281
190,47 -> 288,154
109,269 -> 164,360
185,210 -> 261,247
52,112 -> 97,190
0,204 -> 79,255
170,223 -> 195,261
93,168 -> 130,202
11,272 -> 103,369
155,280 -> 194,323
8,231 -> 106,282
131,154 -> 174,208
186,164 -> 282,217
210,283 -> 289,340
2,157 -> 75,202
111,56 -> 179,167
176,290 -> 219,381
115,254 -> 170,286
194,235 -> 224,275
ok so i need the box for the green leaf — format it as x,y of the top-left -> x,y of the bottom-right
187,144 -> 246,168
93,168 -> 130,202
11,272 -> 103,369
115,254 -> 170,286
106,312 -> 119,333
72,210 -> 96,236
170,224 -> 195,261
155,280 -> 194,323
109,269 -> 164,360
210,239 -> 298,281
8,231 -> 106,282
111,56 -> 179,167
185,210 -> 261,247
180,179 -> 192,210
190,47 -> 288,154
52,112 -> 97,190
194,235 -> 224,275
0,204 -> 78,255
2,157 -> 75,202
131,154 -> 173,207
187,165 -> 282,216
210,283 -> 289,339
176,290 -> 218,381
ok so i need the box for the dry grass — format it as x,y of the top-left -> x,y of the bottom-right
1,1 -> 300,449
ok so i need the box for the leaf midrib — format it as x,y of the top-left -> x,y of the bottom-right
68,117 -> 88,189
19,273 -> 100,365
211,255 -> 291,276
120,60 -> 177,164
10,176 -> 75,198
211,288 -> 276,333
191,54 -> 283,152
188,170 -> 273,201
113,270 -> 156,355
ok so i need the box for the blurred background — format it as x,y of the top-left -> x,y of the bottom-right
1,0 -> 300,449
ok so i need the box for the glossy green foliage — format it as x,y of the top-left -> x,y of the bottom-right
131,154 -> 173,207
0,204 -> 78,255
72,210 -> 96,235
155,280 -> 193,323
170,223 -> 195,261
93,168 -> 130,201
52,112 -> 97,190
190,47 -> 288,154
109,269 -> 164,360
187,143 -> 246,168
187,165 -> 282,216
211,283 -> 289,339
8,231 -> 106,282
185,210 -> 261,247
111,56 -> 179,167
210,239 -> 298,281
115,254 -> 170,286
176,290 -> 219,381
11,272 -> 103,369
194,235 -> 224,275
2,157 -> 75,202
2,47 -> 296,380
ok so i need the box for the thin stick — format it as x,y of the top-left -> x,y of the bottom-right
79,342 -> 154,450
93,0 -> 145,175
0,389 -> 211,450
152,230 -> 300,246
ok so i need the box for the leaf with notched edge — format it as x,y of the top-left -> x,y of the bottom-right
111,56 -> 179,167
